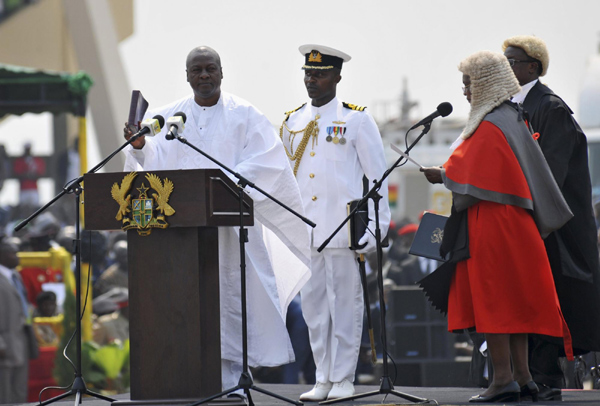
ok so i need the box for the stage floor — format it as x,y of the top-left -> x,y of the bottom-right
16,383 -> 599,406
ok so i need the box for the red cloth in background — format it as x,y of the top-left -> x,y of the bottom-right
28,347 -> 60,402
20,267 -> 62,305
13,156 -> 46,191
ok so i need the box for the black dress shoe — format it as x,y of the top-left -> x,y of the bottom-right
520,381 -> 539,402
469,381 -> 520,403
537,383 -> 562,401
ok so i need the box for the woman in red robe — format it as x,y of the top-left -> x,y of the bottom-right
421,51 -> 572,403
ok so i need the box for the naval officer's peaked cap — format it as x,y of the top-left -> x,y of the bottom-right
299,44 -> 351,70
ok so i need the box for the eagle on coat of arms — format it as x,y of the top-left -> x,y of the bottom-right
110,172 -> 176,236
145,173 -> 175,217
110,172 -> 138,221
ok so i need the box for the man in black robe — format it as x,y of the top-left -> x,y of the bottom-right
503,35 -> 600,401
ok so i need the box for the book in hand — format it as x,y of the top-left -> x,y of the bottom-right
409,212 -> 449,262
127,90 -> 149,131
347,199 -> 369,250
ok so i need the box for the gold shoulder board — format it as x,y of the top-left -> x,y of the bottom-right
285,103 -> 307,116
342,102 -> 367,111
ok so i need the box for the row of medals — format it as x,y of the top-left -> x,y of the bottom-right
326,126 -> 347,145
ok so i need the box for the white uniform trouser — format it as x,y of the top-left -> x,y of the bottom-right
301,247 -> 364,384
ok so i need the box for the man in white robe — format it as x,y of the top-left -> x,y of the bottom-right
123,46 -> 311,394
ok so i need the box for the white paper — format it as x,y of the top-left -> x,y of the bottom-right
390,143 -> 423,168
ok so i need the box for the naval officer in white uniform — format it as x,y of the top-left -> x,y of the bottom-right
280,44 -> 390,401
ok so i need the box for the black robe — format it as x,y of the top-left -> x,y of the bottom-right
523,80 -> 600,352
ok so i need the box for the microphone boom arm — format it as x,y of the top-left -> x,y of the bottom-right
173,135 -> 316,228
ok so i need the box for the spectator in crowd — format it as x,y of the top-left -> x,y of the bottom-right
94,240 -> 128,297
18,213 -> 63,304
33,290 -> 58,318
12,142 -> 46,208
80,230 -> 109,283
57,137 -> 80,190
92,287 -> 129,346
385,224 -> 421,286
32,291 -> 60,347
27,212 -> 61,251
0,238 -> 38,404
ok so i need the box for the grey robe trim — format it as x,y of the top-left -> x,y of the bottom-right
442,169 -> 532,212
484,104 -> 573,238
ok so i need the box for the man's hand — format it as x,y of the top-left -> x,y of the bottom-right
124,122 -> 146,150
0,348 -> 6,359
420,166 -> 443,184
356,230 -> 376,254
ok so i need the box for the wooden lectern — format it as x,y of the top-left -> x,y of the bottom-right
84,169 -> 253,404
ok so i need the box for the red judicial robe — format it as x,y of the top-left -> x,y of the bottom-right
443,118 -> 571,355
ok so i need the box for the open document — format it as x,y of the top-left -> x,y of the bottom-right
390,143 -> 423,168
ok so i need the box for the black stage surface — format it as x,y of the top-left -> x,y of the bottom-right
14,384 -> 599,406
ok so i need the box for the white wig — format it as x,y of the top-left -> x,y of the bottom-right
459,50 -> 521,140
502,35 -> 549,77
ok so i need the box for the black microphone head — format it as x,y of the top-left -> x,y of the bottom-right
174,111 -> 187,123
437,102 -> 453,117
153,115 -> 165,128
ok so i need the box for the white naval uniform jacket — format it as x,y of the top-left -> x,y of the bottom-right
281,97 -> 390,248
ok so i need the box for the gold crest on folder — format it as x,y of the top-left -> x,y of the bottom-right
431,228 -> 444,244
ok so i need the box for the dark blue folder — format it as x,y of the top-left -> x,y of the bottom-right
409,212 -> 449,262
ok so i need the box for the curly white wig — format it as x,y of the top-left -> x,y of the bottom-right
459,50 -> 521,140
502,35 -> 549,77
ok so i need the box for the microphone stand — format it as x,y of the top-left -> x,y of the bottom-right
13,133 -> 147,406
317,123 -> 434,405
167,133 -> 314,406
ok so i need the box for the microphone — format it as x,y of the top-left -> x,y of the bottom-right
132,115 -> 165,138
408,102 -> 453,130
166,112 -> 187,140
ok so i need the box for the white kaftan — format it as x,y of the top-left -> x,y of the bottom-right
124,92 -> 311,367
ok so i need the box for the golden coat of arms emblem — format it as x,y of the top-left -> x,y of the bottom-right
431,227 -> 444,244
308,51 -> 322,63
110,172 -> 176,236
